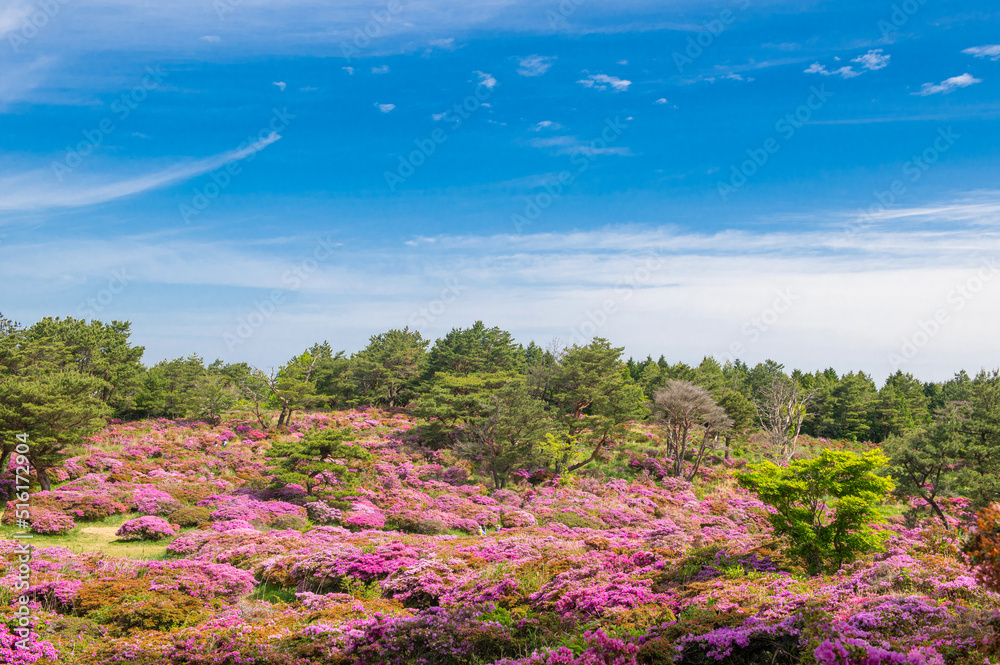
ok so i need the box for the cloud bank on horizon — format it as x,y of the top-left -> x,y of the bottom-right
1,0 -> 999,382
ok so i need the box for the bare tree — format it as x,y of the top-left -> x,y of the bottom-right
755,377 -> 816,462
653,380 -> 733,480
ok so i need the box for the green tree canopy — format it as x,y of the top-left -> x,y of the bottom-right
548,338 -> 647,472
738,449 -> 895,575
423,321 -> 523,378
455,381 -> 550,489
268,427 -> 373,497
0,327 -> 110,490
349,327 -> 428,407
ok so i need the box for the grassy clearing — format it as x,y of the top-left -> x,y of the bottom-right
0,513 -> 188,560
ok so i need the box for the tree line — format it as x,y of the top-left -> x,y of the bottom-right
1,314 -> 998,506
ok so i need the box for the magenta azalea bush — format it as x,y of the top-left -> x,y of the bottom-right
116,515 -> 177,541
0,412 -> 995,665
28,509 -> 76,535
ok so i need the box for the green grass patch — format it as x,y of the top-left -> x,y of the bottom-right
0,512 -> 190,560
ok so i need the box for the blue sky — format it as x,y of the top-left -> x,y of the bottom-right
1,0 -> 1000,382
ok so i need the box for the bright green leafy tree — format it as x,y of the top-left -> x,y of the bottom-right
737,449 -> 895,575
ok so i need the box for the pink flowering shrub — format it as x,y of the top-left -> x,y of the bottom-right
29,509 -> 76,535
8,413 -> 1000,665
116,515 -> 178,541
141,560 -> 256,601
0,623 -> 59,664
342,511 -> 387,530
132,486 -> 183,516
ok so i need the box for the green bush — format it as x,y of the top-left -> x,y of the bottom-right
168,506 -> 211,527
737,449 -> 894,575
270,514 -> 307,531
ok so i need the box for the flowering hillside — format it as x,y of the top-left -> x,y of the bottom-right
1,411 -> 999,665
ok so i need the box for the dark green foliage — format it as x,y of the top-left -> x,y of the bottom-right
0,324 -> 114,490
349,327 -> 428,407
548,338 -> 648,472
268,428 -> 373,497
19,316 -> 145,415
454,380 -> 550,489
424,321 -> 523,378
886,370 -> 1000,521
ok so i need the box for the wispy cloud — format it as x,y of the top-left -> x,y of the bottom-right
963,45 -> 1000,61
371,65 -> 390,74
805,49 -> 889,79
376,103 -> 396,113
517,55 -> 555,77
913,73 -> 982,96
6,193 -> 1000,381
0,133 -> 281,212
578,73 -> 631,92
272,81 -> 286,91
529,135 -> 633,157
532,120 -> 562,131
475,70 -> 497,89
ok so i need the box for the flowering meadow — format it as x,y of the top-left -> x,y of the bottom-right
2,410 -> 999,665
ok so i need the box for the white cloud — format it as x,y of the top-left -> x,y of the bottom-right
578,73 -> 631,92
371,65 -> 389,74
532,120 -> 562,131
517,55 -> 555,77
273,81 -> 286,91
429,37 -> 456,49
529,135 -> 632,157
431,112 -> 448,121
0,2 -> 32,38
475,70 -> 497,89
342,66 -> 354,75
805,50 -> 889,79
376,103 -> 396,113
654,98 -> 668,104
852,49 -> 890,71
0,133 -> 281,212
200,35 -> 221,42
805,62 -> 861,79
913,73 -> 982,96
7,194 -> 1000,382
963,45 -> 1000,61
